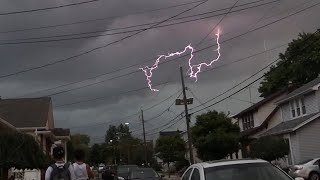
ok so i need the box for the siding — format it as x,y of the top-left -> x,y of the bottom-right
316,90 -> 320,111
304,92 -> 318,114
281,92 -> 317,122
289,132 -> 300,164
282,102 -> 291,121
296,117 -> 320,163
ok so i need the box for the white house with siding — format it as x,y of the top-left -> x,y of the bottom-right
232,89 -> 290,158
261,77 -> 320,165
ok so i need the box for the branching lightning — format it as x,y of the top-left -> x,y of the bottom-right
139,30 -> 221,91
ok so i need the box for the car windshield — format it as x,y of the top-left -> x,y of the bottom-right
131,169 -> 158,179
204,162 -> 292,180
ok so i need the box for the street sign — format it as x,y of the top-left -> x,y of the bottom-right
175,98 -> 193,105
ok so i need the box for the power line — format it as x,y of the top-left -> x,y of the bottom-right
0,0 -> 207,80
0,0 -> 278,45
53,42 -> 287,107
0,0 -> 100,16
14,1 -> 281,98
190,30 -> 320,114
69,29 -> 320,130
188,88 -> 210,111
68,89 -> 181,129
196,0 -> 241,46
4,0 -> 317,95
0,0 -> 205,34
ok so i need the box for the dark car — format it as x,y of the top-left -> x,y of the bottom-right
117,165 -> 139,180
128,168 -> 162,180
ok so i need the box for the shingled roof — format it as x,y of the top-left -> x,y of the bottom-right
0,97 -> 52,128
276,77 -> 320,104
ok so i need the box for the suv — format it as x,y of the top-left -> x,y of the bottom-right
181,159 -> 303,180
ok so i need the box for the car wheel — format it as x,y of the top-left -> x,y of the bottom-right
309,172 -> 320,180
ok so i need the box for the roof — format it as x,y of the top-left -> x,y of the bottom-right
276,77 -> 320,104
0,117 -> 16,131
260,113 -> 320,136
240,107 -> 279,137
52,128 -> 70,137
0,97 -> 52,128
233,89 -> 288,118
193,159 -> 267,168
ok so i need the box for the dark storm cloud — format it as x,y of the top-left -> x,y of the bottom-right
0,0 -> 320,142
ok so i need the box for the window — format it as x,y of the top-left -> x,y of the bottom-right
242,113 -> 254,130
290,98 -> 306,118
191,168 -> 200,180
182,168 -> 193,180
313,160 -> 319,166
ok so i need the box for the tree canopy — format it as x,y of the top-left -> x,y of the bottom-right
259,31 -> 320,97
0,131 -> 47,170
249,136 -> 289,162
67,134 -> 91,162
155,135 -> 186,164
191,111 -> 240,161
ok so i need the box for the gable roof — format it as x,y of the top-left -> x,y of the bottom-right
276,77 -> 320,104
240,107 -> 279,137
260,113 -> 320,136
0,97 -> 52,128
233,89 -> 288,118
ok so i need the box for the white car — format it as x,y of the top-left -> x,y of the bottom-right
181,159 -> 304,180
289,158 -> 320,180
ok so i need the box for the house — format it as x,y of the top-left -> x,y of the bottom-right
0,97 -> 70,158
232,89 -> 290,157
261,77 -> 320,165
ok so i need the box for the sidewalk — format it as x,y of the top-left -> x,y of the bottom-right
163,175 -> 179,180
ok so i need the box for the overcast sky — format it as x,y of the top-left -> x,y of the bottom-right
0,0 -> 319,143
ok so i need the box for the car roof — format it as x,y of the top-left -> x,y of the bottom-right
193,159 -> 268,168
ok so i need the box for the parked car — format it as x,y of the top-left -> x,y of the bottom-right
289,158 -> 320,180
128,168 -> 163,180
181,159 -> 304,180
117,165 -> 139,180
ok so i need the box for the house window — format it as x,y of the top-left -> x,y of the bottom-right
242,113 -> 254,130
290,98 -> 306,118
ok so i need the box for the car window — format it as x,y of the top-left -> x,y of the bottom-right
314,160 -> 320,166
204,163 -> 292,180
191,168 -> 200,180
182,168 -> 193,180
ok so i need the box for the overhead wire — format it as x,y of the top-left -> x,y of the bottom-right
0,0 -> 100,16
11,1 -> 319,99
54,42 -> 288,107
0,0 -> 205,34
0,0 -> 208,79
0,0 -> 279,46
189,30 -> 320,114
0,0 -> 274,44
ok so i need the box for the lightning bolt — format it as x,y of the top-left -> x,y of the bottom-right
139,30 -> 221,91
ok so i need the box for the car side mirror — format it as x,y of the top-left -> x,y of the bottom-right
295,178 -> 304,180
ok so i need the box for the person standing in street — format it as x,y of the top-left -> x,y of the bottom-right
72,148 -> 94,180
45,146 -> 75,180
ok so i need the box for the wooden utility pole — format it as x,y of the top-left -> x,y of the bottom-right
141,109 -> 147,166
179,66 -> 194,164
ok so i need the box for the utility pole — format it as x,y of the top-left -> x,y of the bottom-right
179,66 -> 194,164
141,109 -> 147,166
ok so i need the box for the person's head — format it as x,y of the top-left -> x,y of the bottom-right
52,146 -> 65,161
74,148 -> 86,162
